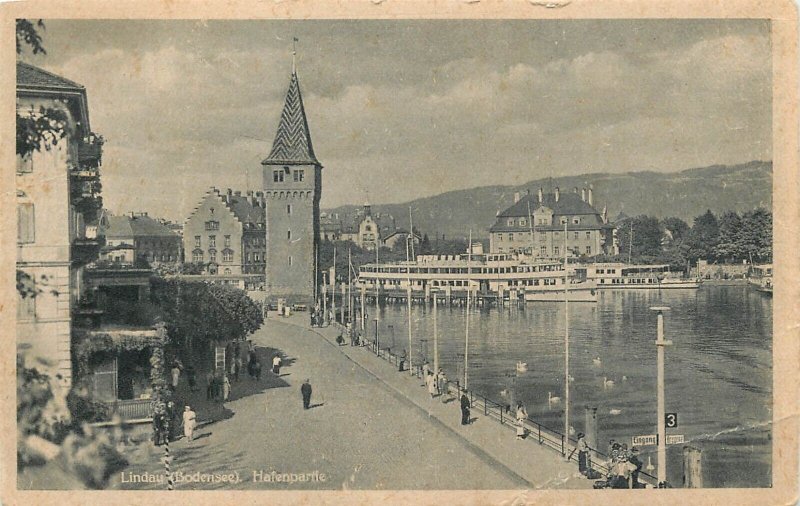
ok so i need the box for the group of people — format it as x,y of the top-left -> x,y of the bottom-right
152,400 -> 198,444
421,361 -> 450,402
595,440 -> 644,488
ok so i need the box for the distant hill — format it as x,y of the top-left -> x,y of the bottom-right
324,160 -> 772,239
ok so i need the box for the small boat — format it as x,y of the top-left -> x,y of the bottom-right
516,361 -> 528,373
609,408 -> 622,415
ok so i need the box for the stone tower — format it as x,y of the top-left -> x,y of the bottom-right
262,64 -> 322,305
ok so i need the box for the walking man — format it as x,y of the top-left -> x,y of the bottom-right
301,379 -> 313,409
569,432 -> 590,475
437,369 -> 448,402
422,361 -> 430,387
460,392 -> 471,425
272,354 -> 282,375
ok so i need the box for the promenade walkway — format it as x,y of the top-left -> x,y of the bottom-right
117,314 -> 529,490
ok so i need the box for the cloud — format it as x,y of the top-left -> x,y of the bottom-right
38,27 -> 770,218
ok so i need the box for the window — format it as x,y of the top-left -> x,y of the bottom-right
17,154 -> 33,174
224,268 -> 231,275
366,225 -> 372,232
574,232 -> 579,239
509,233 -> 514,241
287,204 -> 292,215
209,251 -> 217,263
586,246 -> 592,255
17,203 -> 35,243
194,235 -> 201,247
224,235 -> 231,247
287,230 -> 292,240
560,217 -> 568,225
293,169 -> 305,182
288,255 -> 293,266
205,221 -> 219,231
540,246 -> 547,256
573,218 -> 580,224
507,219 -> 514,226
520,218 -> 526,226
586,231 -> 591,239
209,235 -> 216,248
246,253 -> 251,262
273,169 -> 285,183
192,251 -> 203,262
223,250 -> 233,262
554,246 -> 560,256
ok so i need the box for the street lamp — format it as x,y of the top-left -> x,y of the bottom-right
374,318 -> 379,356
650,306 -> 672,486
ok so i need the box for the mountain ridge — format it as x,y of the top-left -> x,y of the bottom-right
324,160 -> 772,239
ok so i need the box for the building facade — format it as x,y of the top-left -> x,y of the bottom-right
16,62 -> 105,388
489,186 -> 615,259
183,188 -> 266,286
262,66 -> 322,304
101,212 -> 182,267
338,205 -> 398,250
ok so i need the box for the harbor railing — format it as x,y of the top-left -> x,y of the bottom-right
332,326 -> 658,487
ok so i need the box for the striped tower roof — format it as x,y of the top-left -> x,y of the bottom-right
262,71 -> 319,166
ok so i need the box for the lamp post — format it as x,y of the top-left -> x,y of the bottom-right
650,306 -> 672,485
374,318 -> 379,356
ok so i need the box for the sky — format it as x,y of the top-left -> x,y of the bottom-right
20,19 -> 771,221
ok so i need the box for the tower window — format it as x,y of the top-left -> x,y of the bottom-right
287,230 -> 292,240
288,255 -> 293,266
194,235 -> 201,247
224,235 -> 231,247
293,169 -> 305,182
273,170 -> 285,183
287,204 -> 292,215
209,235 -> 216,248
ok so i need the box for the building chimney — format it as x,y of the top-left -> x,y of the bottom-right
538,187 -> 543,203
234,190 -> 242,197
588,185 -> 594,206
246,190 -> 253,197
514,192 -> 520,203
554,187 -> 560,202
581,188 -> 587,202
227,188 -> 233,197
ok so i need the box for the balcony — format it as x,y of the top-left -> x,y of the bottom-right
77,133 -> 104,169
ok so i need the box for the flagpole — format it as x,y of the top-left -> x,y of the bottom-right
464,230 -> 472,390
406,230 -> 413,375
332,246 -> 337,324
564,221 -> 570,448
348,247 -> 352,326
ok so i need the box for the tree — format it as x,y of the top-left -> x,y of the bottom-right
714,211 -> 743,262
685,210 -> 720,262
661,217 -> 689,241
420,233 -> 432,255
739,208 -> 772,263
616,215 -> 662,261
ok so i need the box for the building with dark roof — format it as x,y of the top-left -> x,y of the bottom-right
183,188 -> 266,289
489,186 -> 616,258
16,62 -> 105,389
338,204 -> 399,251
261,59 -> 322,303
100,212 -> 182,266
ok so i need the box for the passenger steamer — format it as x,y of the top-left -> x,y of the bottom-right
585,263 -> 702,289
357,253 -> 598,303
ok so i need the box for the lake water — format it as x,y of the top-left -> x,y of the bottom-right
367,285 -> 772,488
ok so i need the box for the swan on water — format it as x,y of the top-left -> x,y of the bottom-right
516,361 -> 528,373
568,375 -> 575,382
548,392 -> 561,404
609,408 -> 622,415
622,375 -> 628,382
592,357 -> 602,367
500,389 -> 509,397
603,377 -> 615,389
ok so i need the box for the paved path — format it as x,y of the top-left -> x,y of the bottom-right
302,317 -> 594,490
116,315 -> 531,490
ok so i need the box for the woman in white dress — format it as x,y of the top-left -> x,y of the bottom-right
182,405 -> 197,441
223,374 -> 231,401
515,402 -> 528,440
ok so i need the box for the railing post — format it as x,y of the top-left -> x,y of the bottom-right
538,424 -> 542,444
561,434 -> 565,456
484,398 -> 487,416
500,406 -> 503,425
